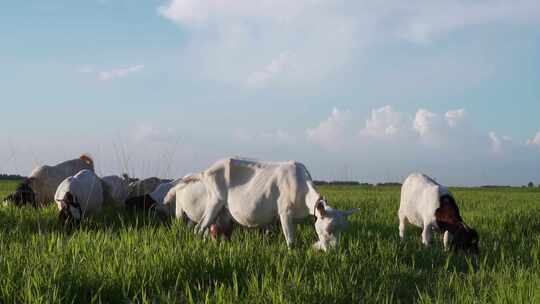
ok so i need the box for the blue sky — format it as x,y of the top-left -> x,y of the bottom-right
1,0 -> 539,186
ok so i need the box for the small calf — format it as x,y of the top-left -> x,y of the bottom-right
313,197 -> 359,251
398,173 -> 479,254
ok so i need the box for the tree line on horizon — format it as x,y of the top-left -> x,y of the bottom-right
0,173 -> 537,188
0,174 -> 25,181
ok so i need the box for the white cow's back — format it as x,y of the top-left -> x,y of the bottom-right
101,175 -> 129,207
29,157 -> 94,205
203,158 -> 317,227
55,169 -> 103,216
399,173 -> 450,227
149,178 -> 183,204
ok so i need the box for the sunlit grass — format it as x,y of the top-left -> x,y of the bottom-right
1,183 -> 539,303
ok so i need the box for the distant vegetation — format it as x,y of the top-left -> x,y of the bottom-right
314,180 -> 361,186
0,174 -> 25,181
314,181 -> 403,187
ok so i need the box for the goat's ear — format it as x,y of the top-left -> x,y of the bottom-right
57,200 -> 67,210
315,200 -> 326,218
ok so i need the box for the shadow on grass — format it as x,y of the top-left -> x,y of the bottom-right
0,205 -> 167,236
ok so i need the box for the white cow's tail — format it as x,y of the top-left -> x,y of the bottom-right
296,162 -> 313,181
170,173 -> 201,193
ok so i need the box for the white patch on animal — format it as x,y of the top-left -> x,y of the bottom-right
54,169 -> 104,224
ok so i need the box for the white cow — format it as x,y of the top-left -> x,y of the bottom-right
5,155 -> 94,207
398,173 -> 479,253
181,157 -> 359,249
101,174 -> 130,208
54,169 -> 104,225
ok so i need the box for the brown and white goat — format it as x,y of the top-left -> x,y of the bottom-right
398,173 -> 479,254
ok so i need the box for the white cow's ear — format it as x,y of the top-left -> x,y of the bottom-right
56,200 -> 67,210
315,200 -> 326,218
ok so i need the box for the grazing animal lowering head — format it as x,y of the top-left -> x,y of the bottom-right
451,223 -> 480,255
313,196 -> 360,251
4,179 -> 36,207
315,197 -> 327,217
435,194 -> 479,255
58,192 -> 82,227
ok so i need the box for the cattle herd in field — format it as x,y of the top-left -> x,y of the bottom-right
2,154 -> 479,253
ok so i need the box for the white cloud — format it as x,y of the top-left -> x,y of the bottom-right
359,106 -> 411,138
158,0 -> 540,88
78,65 -> 94,74
132,124 -> 178,143
489,131 -> 512,154
393,1 -> 540,44
233,129 -> 295,145
526,132 -> 540,146
158,0 -> 320,28
307,108 -> 350,150
98,64 -> 144,81
413,109 -> 442,137
246,51 -> 298,87
158,0 -> 361,88
445,108 -> 467,127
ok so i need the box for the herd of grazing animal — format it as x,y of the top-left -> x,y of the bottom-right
2,154 -> 479,253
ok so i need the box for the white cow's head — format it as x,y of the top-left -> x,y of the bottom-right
57,192 -> 82,227
313,196 -> 359,251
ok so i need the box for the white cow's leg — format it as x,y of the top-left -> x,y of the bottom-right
443,231 -> 453,250
195,199 -> 224,234
421,223 -> 433,247
279,211 -> 296,248
178,210 -> 195,229
398,214 -> 408,240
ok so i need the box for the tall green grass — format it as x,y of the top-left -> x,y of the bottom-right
1,182 -> 539,303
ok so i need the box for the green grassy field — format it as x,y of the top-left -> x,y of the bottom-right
1,181 -> 540,303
